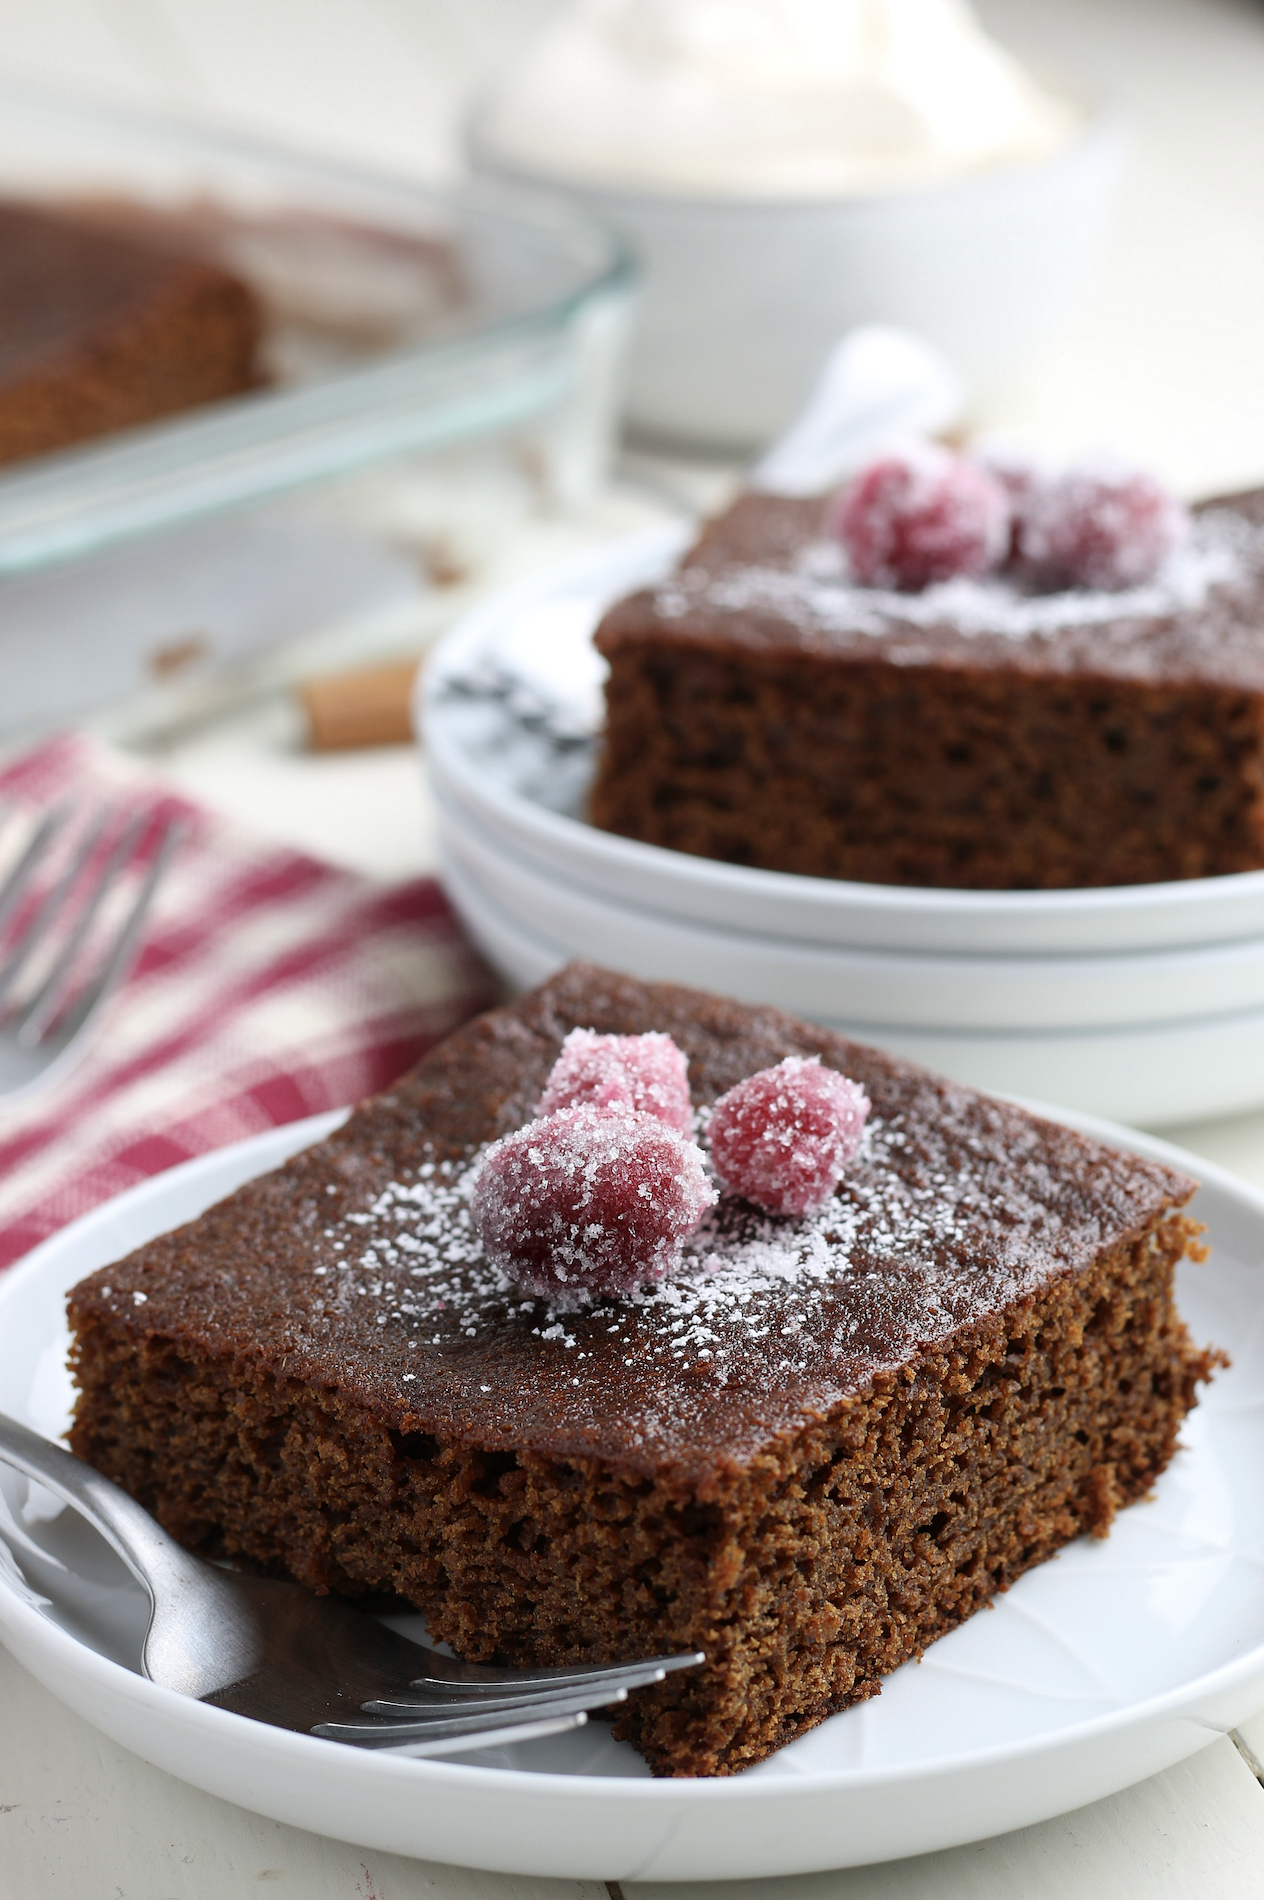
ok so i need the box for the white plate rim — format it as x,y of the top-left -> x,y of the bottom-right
3,1107 -> 1264,1878
434,791 -> 1264,1028
433,845 -> 1264,1127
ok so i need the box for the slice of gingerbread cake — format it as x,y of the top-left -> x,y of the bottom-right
0,200 -> 263,466
590,458 -> 1264,889
67,964 -> 1216,1776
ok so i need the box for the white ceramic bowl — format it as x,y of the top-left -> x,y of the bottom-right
421,526 -> 1264,959
469,110 -> 1121,448
437,794 -> 1264,1037
437,833 -> 1264,1130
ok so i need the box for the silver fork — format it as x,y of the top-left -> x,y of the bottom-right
0,1413 -> 704,1756
0,804 -> 184,1098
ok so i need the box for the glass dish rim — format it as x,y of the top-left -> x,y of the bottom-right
0,83 -> 639,577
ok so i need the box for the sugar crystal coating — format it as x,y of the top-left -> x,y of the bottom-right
1020,462 -> 1188,590
537,1026 -> 693,1132
709,1057 -> 870,1218
472,1104 -> 716,1298
832,445 -> 1010,591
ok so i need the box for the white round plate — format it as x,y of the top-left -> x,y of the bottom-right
420,526 -> 1264,958
438,818 -> 1264,1128
437,792 -> 1264,1034
3,1114 -> 1264,1879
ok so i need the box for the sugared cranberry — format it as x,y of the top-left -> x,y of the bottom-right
709,1057 -> 870,1218
537,1027 -> 692,1133
1019,462 -> 1188,590
472,1105 -> 715,1299
832,445 -> 1010,591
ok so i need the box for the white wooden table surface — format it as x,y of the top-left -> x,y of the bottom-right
5,0 -> 1264,1893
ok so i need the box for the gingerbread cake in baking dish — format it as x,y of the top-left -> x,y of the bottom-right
589,485 -> 1264,890
0,200 -> 262,465
67,964 -> 1216,1776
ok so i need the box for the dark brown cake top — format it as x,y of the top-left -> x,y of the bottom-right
70,967 -> 1195,1487
595,489 -> 1264,692
0,200 -> 242,384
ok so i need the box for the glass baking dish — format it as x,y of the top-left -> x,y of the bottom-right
0,87 -> 637,578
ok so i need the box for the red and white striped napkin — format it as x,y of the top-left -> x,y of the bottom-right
0,732 -> 494,1271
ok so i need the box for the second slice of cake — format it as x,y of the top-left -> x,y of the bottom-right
590,488 -> 1264,889
67,965 -> 1216,1775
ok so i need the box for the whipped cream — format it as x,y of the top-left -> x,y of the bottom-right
475,0 -> 1082,199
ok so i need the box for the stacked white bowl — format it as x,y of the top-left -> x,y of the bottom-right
421,524 -> 1264,1130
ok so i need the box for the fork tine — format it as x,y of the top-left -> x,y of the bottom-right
363,1675 -> 655,1717
35,816 -> 186,1050
0,805 -> 70,938
0,808 -> 108,1006
406,1649 -> 705,1695
312,1681 -> 628,1746
366,1654 -> 695,1715
16,811 -> 149,1046
341,1712 -> 590,1758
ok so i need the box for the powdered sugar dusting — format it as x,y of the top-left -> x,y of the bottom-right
88,1008 -> 1191,1478
657,507 -> 1256,645
308,1105 -> 1123,1391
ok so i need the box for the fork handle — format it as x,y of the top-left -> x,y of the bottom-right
0,1410 -> 206,1604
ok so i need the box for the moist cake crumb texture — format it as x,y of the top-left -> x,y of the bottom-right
67,965 -> 1217,1775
